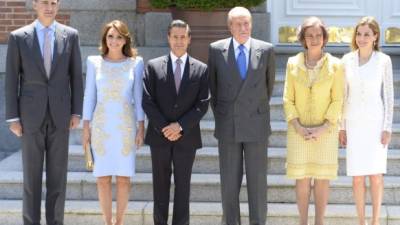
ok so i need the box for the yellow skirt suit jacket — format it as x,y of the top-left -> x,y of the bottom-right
283,52 -> 344,179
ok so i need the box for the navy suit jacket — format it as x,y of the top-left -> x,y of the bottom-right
142,54 -> 209,149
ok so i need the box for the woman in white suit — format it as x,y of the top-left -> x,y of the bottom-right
340,16 -> 393,225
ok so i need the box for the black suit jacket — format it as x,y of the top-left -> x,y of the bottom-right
142,55 -> 209,149
5,22 -> 83,131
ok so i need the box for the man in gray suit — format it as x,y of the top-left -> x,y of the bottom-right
5,1 -> 83,224
208,6 -> 275,225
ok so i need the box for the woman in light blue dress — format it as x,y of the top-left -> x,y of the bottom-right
82,20 -> 145,225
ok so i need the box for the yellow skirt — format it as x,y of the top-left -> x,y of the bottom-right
286,124 -> 339,180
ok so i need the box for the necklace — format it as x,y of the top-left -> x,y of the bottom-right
305,51 -> 323,69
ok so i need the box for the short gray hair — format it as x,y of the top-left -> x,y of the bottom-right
227,7 -> 252,25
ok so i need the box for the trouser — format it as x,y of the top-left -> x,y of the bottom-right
150,145 -> 197,225
218,141 -> 268,225
21,110 -> 69,225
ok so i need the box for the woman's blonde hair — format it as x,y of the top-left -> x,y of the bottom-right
351,16 -> 380,51
99,20 -> 137,58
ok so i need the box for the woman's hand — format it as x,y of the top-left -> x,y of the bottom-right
295,125 -> 312,140
135,121 -> 145,149
339,130 -> 347,147
307,123 -> 330,141
291,119 -> 312,140
82,122 -> 91,152
381,131 -> 391,147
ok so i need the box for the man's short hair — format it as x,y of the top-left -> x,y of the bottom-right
227,7 -> 252,25
167,20 -> 191,36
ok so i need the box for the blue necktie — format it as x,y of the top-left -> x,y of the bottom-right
237,44 -> 247,80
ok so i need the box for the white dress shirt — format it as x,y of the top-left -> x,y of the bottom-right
232,37 -> 251,70
35,19 -> 56,59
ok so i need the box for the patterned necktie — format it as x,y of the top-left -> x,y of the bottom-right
174,58 -> 182,93
237,44 -> 247,80
43,28 -> 52,78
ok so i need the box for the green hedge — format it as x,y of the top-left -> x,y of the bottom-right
150,0 -> 266,11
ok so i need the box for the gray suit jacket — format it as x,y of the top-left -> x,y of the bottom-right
5,22 -> 83,131
208,37 -> 275,142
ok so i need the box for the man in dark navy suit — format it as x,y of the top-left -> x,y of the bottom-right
142,19 -> 209,225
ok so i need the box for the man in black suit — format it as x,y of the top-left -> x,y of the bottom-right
142,20 -> 209,225
4,0 -> 83,225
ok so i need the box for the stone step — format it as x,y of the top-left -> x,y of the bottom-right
265,121 -> 400,148
270,70 -> 285,97
0,200 -> 395,225
3,69 -> 400,98
68,121 -> 400,148
272,70 -> 400,97
1,171 -> 400,204
60,145 -> 400,176
202,96 -> 400,122
3,145 -> 400,175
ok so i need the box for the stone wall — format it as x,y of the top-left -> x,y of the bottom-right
0,0 -> 70,43
24,0 -> 140,46
142,3 -> 269,47
1,1 -> 270,46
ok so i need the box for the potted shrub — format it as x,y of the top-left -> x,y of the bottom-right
150,0 -> 265,11
142,0 -> 266,62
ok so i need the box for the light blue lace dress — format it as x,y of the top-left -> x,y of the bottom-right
82,55 -> 145,177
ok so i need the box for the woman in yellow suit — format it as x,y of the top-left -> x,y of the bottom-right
283,17 -> 344,225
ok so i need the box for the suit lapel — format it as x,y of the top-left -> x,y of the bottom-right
24,23 -> 47,78
222,39 -> 230,67
248,40 -> 262,77
225,39 -> 243,85
238,39 -> 261,96
50,23 -> 67,78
